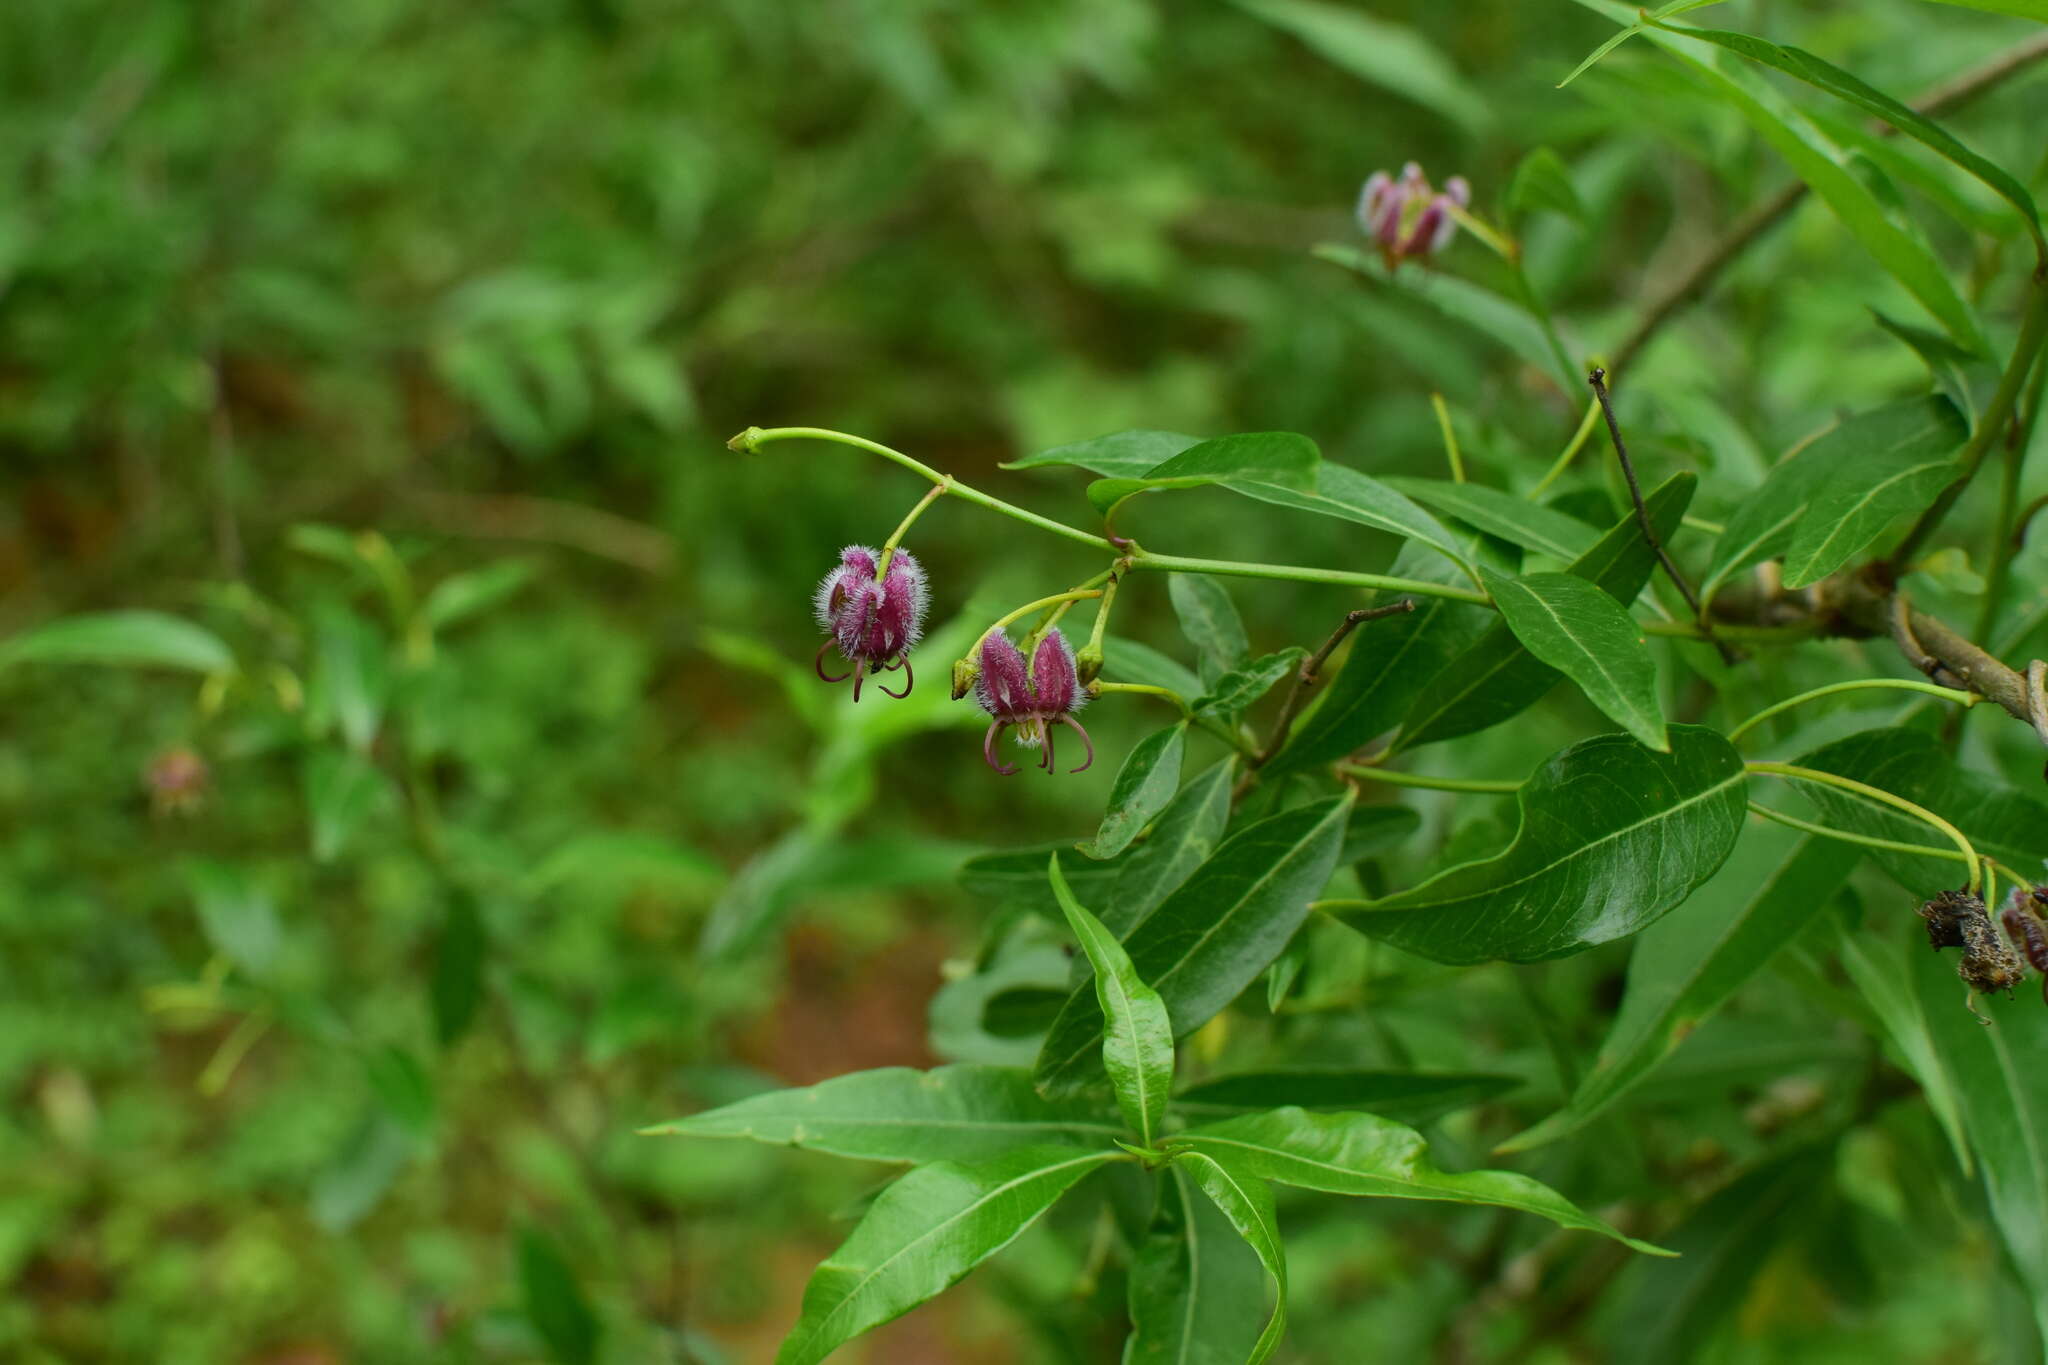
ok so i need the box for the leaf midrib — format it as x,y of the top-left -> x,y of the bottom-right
1788,453 -> 1956,581
1500,578 -> 1650,731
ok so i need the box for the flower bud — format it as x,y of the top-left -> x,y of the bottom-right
972,629 -> 1094,776
814,545 -> 928,701
1356,163 -> 1469,269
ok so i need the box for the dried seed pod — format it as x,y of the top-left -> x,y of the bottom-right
2000,887 -> 2048,974
1916,889 -> 1974,950
1956,892 -> 2025,995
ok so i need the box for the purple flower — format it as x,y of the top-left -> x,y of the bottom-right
973,629 -> 1094,776
814,544 -> 928,700
1355,162 -> 1469,268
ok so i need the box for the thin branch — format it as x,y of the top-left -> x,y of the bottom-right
1610,30 -> 2048,377
1252,601 -> 1416,767
1589,368 -> 1735,663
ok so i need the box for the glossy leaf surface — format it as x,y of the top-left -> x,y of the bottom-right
1049,854 -> 1174,1146
1480,566 -> 1666,750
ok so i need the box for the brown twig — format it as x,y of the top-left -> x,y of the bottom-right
1610,30 -> 2048,377
1589,369 -> 1737,663
1251,600 -> 1416,768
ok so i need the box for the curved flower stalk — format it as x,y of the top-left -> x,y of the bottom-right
1358,161 -> 1471,269
814,545 -> 928,700
974,629 -> 1093,776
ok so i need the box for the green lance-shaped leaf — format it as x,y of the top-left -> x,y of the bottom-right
1832,901 -> 1971,1171
520,1227 -> 600,1365
960,841 -> 1128,920
1205,462 -> 1474,576
1105,758 -> 1237,937
1089,432 -> 1320,517
1105,635 -> 1207,700
1788,727 -> 2048,892
1910,933 -> 2048,1343
431,892 -> 488,1047
1168,1108 -> 1670,1256
422,558 -> 537,632
1394,473 -> 1694,754
1501,826 -> 1850,1152
1171,1149 -> 1289,1365
1125,1167 -> 1267,1365
0,609 -> 234,674
1169,574 -> 1251,681
1671,26 -> 2040,241
1611,1145 -> 1836,1360
1001,429 -> 1201,478
1506,145 -> 1589,227
775,1146 -> 1120,1365
1049,855 -> 1174,1147
1036,796 -> 1352,1094
1334,725 -> 1746,964
1078,723 -> 1187,861
1480,567 -> 1667,750
1571,0 -> 1987,352
1192,649 -> 1306,722
1229,0 -> 1488,136
184,859 -> 284,982
642,1065 -> 1121,1164
1701,397 -> 1958,603
1915,0 -> 2048,17
1266,542 -> 1494,775
1780,398 -> 1966,588
1384,476 -> 1599,563
1175,1070 -> 1519,1127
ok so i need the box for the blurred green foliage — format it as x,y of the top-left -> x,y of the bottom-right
4,0 -> 2048,1361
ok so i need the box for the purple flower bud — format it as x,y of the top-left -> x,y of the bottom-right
814,545 -> 928,700
973,628 -> 1094,777
1358,163 -> 1469,267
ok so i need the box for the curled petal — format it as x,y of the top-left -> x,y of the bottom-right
1030,629 -> 1081,715
815,639 -> 852,684
851,659 -> 867,703
877,654 -> 913,699
975,631 -> 1034,718
1356,170 -> 1393,237
1042,723 -> 1057,774
1056,715 -> 1095,774
1444,175 -> 1470,209
983,719 -> 1020,776
1402,200 -> 1449,258
877,550 -> 929,654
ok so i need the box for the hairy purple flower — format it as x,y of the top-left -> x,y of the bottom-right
973,629 -> 1094,776
1356,162 -> 1470,269
814,544 -> 928,700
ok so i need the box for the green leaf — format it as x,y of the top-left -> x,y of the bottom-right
1192,649 -> 1306,721
1174,1070 -> 1518,1126
1701,398 -> 1956,602
1105,759 -> 1238,937
1910,932 -> 2048,1342
1395,474 -> 1694,753
1035,796 -> 1353,1094
1078,724 -> 1187,861
1871,311 -> 2000,427
1672,26 -> 2040,237
1315,243 -> 1580,397
1480,567 -> 1667,750
960,841 -> 1129,920
1336,726 -> 1747,964
1501,826 -> 1850,1151
1506,146 -> 1589,226
1339,804 -> 1423,863
1832,900 -> 1971,1170
1779,397 -> 1966,587
1612,1146 -> 1835,1359
775,1147 -> 1118,1365
1104,635 -> 1206,700
1556,0 -> 1726,87
421,558 -> 537,632
1088,432 -> 1320,517
642,1065 -> 1120,1163
1049,855 -> 1174,1146
1266,544 -> 1494,775
184,859 -> 283,980
1573,0 -> 1987,352
1913,0 -> 2048,16
1230,0 -> 1487,134
1787,727 -> 2048,892
304,748 -> 396,863
310,602 -> 389,752
1001,429 -> 1201,478
1125,1168 -> 1266,1365
529,831 -> 723,896
520,1227 -> 600,1365
1209,463 -> 1473,573
1383,476 -> 1599,562
1171,1149 -> 1288,1365
0,610 -> 234,674
1168,574 -> 1251,680
431,893 -> 487,1047
364,1044 -> 437,1140
1169,1108 -> 1668,1254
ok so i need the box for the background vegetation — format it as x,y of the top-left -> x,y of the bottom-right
4,0 -> 2047,1361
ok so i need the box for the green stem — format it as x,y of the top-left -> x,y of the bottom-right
878,480 -> 949,572
1338,763 -> 1521,793
986,589 -> 1104,639
1128,551 -> 1491,606
1431,393 -> 1465,483
736,426 -> 1116,552
1888,270 -> 2048,570
1747,801 -> 1973,866
1727,677 -> 1978,743
1531,397 -> 1602,497
1974,343 -> 2047,646
1091,681 -> 1190,714
1084,571 -> 1123,657
1745,761 -> 1979,892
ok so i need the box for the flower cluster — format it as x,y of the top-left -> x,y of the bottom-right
814,545 -> 928,700
1357,162 -> 1470,269
973,629 -> 1093,776
1920,884 -> 2048,1002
